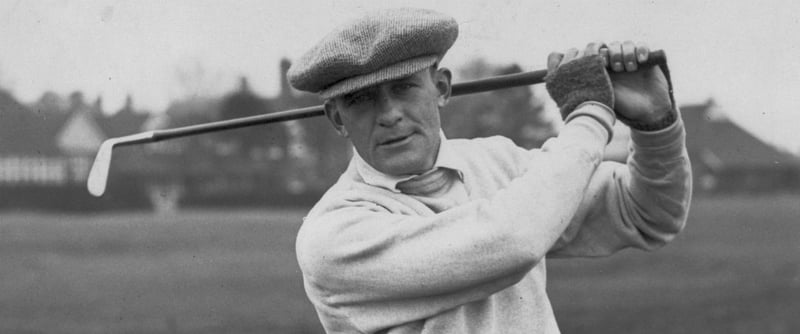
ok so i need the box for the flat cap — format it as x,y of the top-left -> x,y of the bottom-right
287,8 -> 458,99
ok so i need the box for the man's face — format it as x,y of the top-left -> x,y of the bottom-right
325,68 -> 451,176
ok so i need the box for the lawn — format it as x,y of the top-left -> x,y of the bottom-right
1,195 -> 798,333
548,194 -> 800,334
0,209 -> 320,334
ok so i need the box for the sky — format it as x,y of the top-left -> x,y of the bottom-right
1,0 -> 799,153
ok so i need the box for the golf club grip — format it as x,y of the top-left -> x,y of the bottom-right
149,50 -> 666,142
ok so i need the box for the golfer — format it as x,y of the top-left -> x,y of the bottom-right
289,8 -> 691,333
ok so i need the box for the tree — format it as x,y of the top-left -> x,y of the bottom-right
273,59 -> 351,194
218,77 -> 287,159
441,59 -> 557,149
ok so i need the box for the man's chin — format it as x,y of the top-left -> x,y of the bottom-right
370,135 -> 437,176
375,156 -> 431,176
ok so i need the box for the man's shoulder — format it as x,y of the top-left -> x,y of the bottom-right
446,135 -> 528,170
447,135 -> 518,150
304,167 -> 416,221
304,164 -> 364,218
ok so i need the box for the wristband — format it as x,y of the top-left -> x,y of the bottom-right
565,101 -> 616,143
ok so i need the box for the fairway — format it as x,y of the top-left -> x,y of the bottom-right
0,209 -> 321,334
1,195 -> 799,333
548,194 -> 800,334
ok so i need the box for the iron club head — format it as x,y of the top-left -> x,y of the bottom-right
87,131 -> 155,197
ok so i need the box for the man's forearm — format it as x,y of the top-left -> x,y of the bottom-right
625,111 -> 693,243
549,110 -> 692,257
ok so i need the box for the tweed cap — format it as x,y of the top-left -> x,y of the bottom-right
287,8 -> 458,99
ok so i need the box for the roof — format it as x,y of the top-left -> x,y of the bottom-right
682,101 -> 800,168
96,108 -> 150,137
0,90 -> 70,155
55,110 -> 106,155
1,90 -> 151,156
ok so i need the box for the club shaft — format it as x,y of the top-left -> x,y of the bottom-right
136,50 -> 665,144
151,105 -> 325,143
146,71 -> 546,143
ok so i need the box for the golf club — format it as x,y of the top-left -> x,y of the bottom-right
88,49 -> 667,197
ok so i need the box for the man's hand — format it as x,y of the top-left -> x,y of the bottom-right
602,41 -> 676,130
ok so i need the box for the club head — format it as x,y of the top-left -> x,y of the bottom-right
87,140 -> 116,197
87,131 -> 155,197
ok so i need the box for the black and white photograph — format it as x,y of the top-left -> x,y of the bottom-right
1,1 -> 798,333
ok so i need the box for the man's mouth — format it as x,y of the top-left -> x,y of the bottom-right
379,133 -> 413,146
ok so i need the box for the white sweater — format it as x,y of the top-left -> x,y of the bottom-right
296,106 -> 692,333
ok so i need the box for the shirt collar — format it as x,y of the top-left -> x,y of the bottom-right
354,130 -> 466,193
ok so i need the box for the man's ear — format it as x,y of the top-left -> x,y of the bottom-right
434,67 -> 452,108
324,100 -> 348,137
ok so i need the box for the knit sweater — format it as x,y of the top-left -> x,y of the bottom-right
296,106 -> 692,333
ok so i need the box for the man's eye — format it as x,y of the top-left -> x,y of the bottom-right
393,83 -> 415,93
345,93 -> 371,106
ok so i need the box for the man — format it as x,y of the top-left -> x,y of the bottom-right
288,8 -> 691,334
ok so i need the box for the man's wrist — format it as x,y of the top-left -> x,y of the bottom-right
630,111 -> 685,154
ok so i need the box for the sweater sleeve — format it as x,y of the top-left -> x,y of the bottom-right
296,106 -> 613,332
547,111 -> 692,257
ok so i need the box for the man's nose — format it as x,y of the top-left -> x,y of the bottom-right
376,94 -> 403,127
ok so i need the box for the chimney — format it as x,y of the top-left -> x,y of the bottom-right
93,96 -> 104,115
280,58 -> 292,98
238,76 -> 251,94
69,91 -> 85,111
121,95 -> 134,113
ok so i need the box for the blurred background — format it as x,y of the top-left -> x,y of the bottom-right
1,0 -> 798,333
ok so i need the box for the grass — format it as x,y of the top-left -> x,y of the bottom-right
548,194 -> 800,334
1,194 -> 799,333
0,210 -> 321,334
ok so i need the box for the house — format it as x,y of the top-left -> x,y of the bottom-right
0,91 -> 99,190
0,90 -> 151,210
682,100 -> 800,193
128,67 -> 336,209
586,99 -> 800,194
